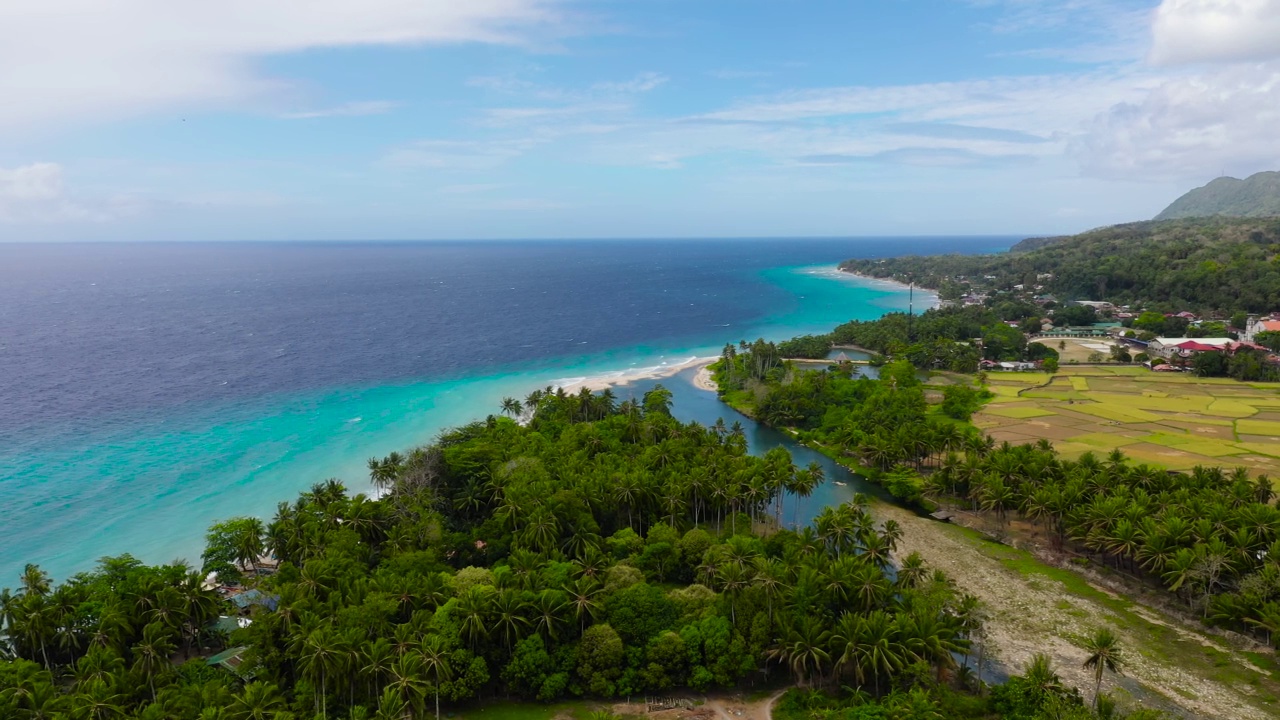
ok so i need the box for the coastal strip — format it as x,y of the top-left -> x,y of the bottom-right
829,267 -> 942,309
552,355 -> 719,394
692,364 -> 718,392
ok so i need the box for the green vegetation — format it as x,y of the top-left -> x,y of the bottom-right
714,344 -> 987,508
718,342 -> 1280,653
772,647 -> 1162,720
840,217 -> 1280,312
0,384 -> 996,720
977,366 -> 1280,474
1155,171 -> 1280,221
1192,346 -> 1280,381
725,305 -> 1059,375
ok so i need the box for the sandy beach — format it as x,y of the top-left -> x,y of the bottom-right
833,267 -> 941,309
554,355 -> 719,394
692,364 -> 718,392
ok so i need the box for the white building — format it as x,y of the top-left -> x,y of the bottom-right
1242,317 -> 1280,344
1147,337 -> 1233,359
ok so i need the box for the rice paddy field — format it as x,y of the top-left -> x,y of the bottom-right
974,366 -> 1280,474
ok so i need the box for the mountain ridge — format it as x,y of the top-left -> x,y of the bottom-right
1155,171 -> 1280,221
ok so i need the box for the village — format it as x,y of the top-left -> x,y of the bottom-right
942,274 -> 1280,375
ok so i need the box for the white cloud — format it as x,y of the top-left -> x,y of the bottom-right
660,72 -> 1158,171
591,72 -> 668,94
1151,0 -> 1280,65
0,163 -> 105,222
479,103 -> 628,126
279,101 -> 399,119
1075,62 -> 1280,177
382,139 -> 537,170
0,163 -> 63,201
0,1 -> 566,132
694,72 -> 1156,130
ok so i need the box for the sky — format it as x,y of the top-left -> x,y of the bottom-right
2,0 -> 1280,241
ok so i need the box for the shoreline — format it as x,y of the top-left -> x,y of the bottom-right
692,364 -> 719,392
552,355 -> 719,394
834,268 -> 941,309
6,261 -> 912,583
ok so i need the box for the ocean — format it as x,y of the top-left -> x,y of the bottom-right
0,237 -> 1012,584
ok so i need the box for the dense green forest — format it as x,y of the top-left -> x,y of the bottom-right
1155,171 -> 1280,221
839,218 -> 1280,312
755,305 -> 1057,372
1,382 -> 1154,719
716,342 -> 1280,654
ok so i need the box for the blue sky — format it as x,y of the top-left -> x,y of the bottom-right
2,0 -> 1280,240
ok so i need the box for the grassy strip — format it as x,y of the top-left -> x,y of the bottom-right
926,518 -> 1280,709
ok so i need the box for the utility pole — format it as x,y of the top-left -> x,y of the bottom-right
908,274 -> 915,342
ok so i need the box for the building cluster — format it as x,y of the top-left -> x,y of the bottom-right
941,271 -> 1280,371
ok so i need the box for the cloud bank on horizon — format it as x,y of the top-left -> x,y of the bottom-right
1,0 -> 1279,239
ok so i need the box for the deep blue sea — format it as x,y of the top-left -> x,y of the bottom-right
0,237 -> 1012,584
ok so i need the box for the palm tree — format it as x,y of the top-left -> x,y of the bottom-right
829,612 -> 866,688
300,626 -> 343,719
454,586 -> 492,651
386,652 -> 429,719
73,646 -> 124,688
790,462 -> 824,527
234,519 -> 266,577
491,590 -> 530,650
565,578 -> 602,634
362,638 -> 395,706
13,679 -> 65,720
530,589 -> 568,641
69,679 -> 123,720
895,552 -> 928,590
19,565 -> 52,598
1023,653 -> 1064,696
856,610 -> 906,697
419,635 -> 453,720
768,616 -> 830,687
500,397 -> 523,419
751,558 -> 788,623
228,681 -> 286,720
132,622 -> 176,701
1082,627 -> 1123,709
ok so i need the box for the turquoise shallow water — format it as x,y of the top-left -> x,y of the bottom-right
1,259 -> 933,584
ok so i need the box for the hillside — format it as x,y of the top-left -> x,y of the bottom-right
1155,171 -> 1280,220
839,217 -> 1280,312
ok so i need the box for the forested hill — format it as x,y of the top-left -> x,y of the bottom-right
839,217 -> 1280,312
1155,171 -> 1280,221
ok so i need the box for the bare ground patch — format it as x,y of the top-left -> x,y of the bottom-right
873,502 -> 1278,720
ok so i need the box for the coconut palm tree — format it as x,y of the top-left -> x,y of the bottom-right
530,589 -> 569,642
500,397 -> 522,418
565,578 -> 603,634
69,679 -> 123,720
386,652 -> 428,719
299,626 -> 342,719
19,565 -> 51,598
768,616 -> 830,687
856,610 -> 907,697
1082,627 -> 1123,709
361,638 -> 395,706
419,635 -> 453,720
131,622 -> 176,701
227,682 -> 286,720
491,590 -> 530,650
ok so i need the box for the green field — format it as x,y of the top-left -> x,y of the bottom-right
975,367 -> 1280,474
